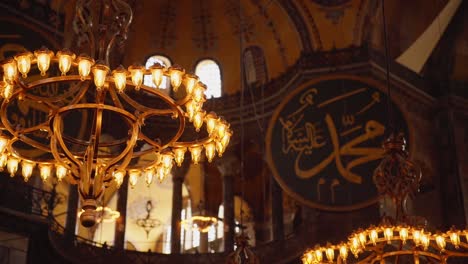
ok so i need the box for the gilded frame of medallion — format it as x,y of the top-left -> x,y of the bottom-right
265,74 -> 413,212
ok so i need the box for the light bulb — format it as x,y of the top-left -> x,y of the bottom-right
384,227 -> 393,243
39,163 -> 52,182
34,47 -> 54,76
2,59 -> 17,83
358,232 -> 367,247
168,65 -> 184,92
192,83 -> 206,103
77,55 -> 94,80
436,235 -> 446,251
156,166 -> 167,182
21,161 -> 35,182
303,252 -> 314,264
314,249 -> 322,262
325,247 -> 334,262
0,153 -> 7,169
0,135 -> 9,153
7,157 -> 19,177
449,230 -> 460,248
14,52 -> 32,78
144,168 -> 155,186
160,153 -> 173,169
369,229 -> 378,246
173,147 -> 186,167
216,120 -> 227,139
92,63 -> 110,90
128,169 -> 140,188
204,142 -> 216,163
193,111 -> 205,132
221,130 -> 232,150
113,170 -> 125,188
339,245 -> 348,261
399,227 -> 409,244
128,64 -> 144,90
184,74 -> 198,95
205,112 -> 218,135
56,49 -> 75,75
351,236 -> 360,251
1,81 -> 13,100
421,233 -> 430,250
149,63 -> 164,88
185,100 -> 196,120
112,66 -> 127,93
216,141 -> 226,157
413,230 -> 422,245
55,164 -> 68,181
190,145 -> 202,164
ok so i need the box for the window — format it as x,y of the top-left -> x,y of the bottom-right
243,46 -> 267,86
195,59 -> 222,99
144,55 -> 172,91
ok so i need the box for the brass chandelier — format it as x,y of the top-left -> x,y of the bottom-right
0,0 -> 231,227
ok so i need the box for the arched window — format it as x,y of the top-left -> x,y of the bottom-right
195,59 -> 222,99
144,55 -> 172,91
243,46 -> 267,87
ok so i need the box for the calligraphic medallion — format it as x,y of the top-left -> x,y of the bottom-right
266,75 -> 409,211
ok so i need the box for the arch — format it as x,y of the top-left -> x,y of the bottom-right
144,55 -> 172,91
195,59 -> 222,99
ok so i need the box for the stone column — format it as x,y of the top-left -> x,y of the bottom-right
271,177 -> 284,241
171,163 -> 189,253
199,232 -> 209,253
114,176 -> 128,249
65,184 -> 78,240
217,154 -> 239,253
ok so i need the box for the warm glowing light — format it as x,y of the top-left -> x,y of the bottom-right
7,157 -> 19,177
55,164 -> 68,181
173,147 -> 186,167
14,52 -> 33,78
358,232 -> 367,247
128,64 -> 144,90
21,160 -> 35,182
413,229 -> 422,245
369,229 -> 378,245
190,145 -> 202,164
221,130 -> 232,149
193,111 -> 205,132
314,249 -> 323,262
449,229 -> 460,248
128,169 -> 140,188
216,141 -> 226,157
184,74 -> 198,95
1,81 -> 13,100
185,100 -> 196,120
156,166 -> 167,182
399,227 -> 409,243
160,153 -> 173,169
339,245 -> 348,260
149,63 -> 164,88
204,141 -> 216,163
112,66 -> 127,93
0,135 -> 9,153
325,247 -> 334,262
168,65 -> 184,91
77,55 -> 94,80
34,47 -> 53,76
2,59 -> 17,83
39,163 -> 52,182
216,119 -> 227,139
384,227 -> 393,243
421,233 -> 430,250
0,153 -> 7,169
144,168 -> 155,186
92,63 -> 110,90
436,235 -> 446,251
56,49 -> 75,75
113,170 -> 125,188
192,83 -> 206,103
205,112 -> 218,135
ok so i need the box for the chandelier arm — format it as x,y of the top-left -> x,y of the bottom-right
22,80 -> 89,105
102,121 -> 139,172
171,137 -> 214,148
107,85 -> 124,109
61,134 -> 129,147
52,115 -> 81,167
116,88 -> 179,115
104,0 -> 133,65
75,0 -> 96,57
379,250 -> 443,261
7,137 -> 52,158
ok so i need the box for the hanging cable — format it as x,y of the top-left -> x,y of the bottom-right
238,0 -> 246,236
381,0 -> 394,133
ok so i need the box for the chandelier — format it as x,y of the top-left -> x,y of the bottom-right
136,200 -> 161,238
78,206 -> 120,224
302,134 -> 468,264
0,0 -> 231,227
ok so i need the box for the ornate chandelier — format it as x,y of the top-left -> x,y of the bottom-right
302,134 -> 468,263
0,0 -> 231,227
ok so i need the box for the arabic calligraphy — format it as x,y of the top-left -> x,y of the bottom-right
268,77 -> 408,209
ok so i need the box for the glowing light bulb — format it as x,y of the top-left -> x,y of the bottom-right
77,55 -> 94,80
436,235 -> 446,251
149,63 -> 164,88
384,227 -> 393,243
2,59 -> 17,83
0,153 -> 7,169
339,245 -> 348,261
112,66 -> 127,93
413,230 -> 422,245
449,229 -> 460,248
128,170 -> 140,188
369,229 -> 378,246
1,81 -> 13,101
168,65 -> 184,92
173,147 -> 186,167
221,130 -> 232,149
185,100 -> 196,120
358,232 -> 367,247
0,135 -> 9,153
184,74 -> 198,95
113,170 -> 125,188
156,166 -> 167,182
314,249 -> 322,262
21,160 -> 35,182
421,233 -> 430,250
192,83 -> 206,103
303,252 -> 314,264
325,247 -> 334,262
128,64 -> 144,90
192,111 -> 205,132
216,120 -> 227,139
34,47 -> 53,76
204,142 -> 216,163
144,168 -> 155,186
39,163 -> 52,182
216,141 -> 226,157
160,153 -> 173,169
399,227 -> 409,244
55,164 -> 68,181
56,49 -> 75,75
14,52 -> 32,78
205,112 -> 218,135
7,157 -> 19,177
92,63 -> 110,90
190,145 -> 203,164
